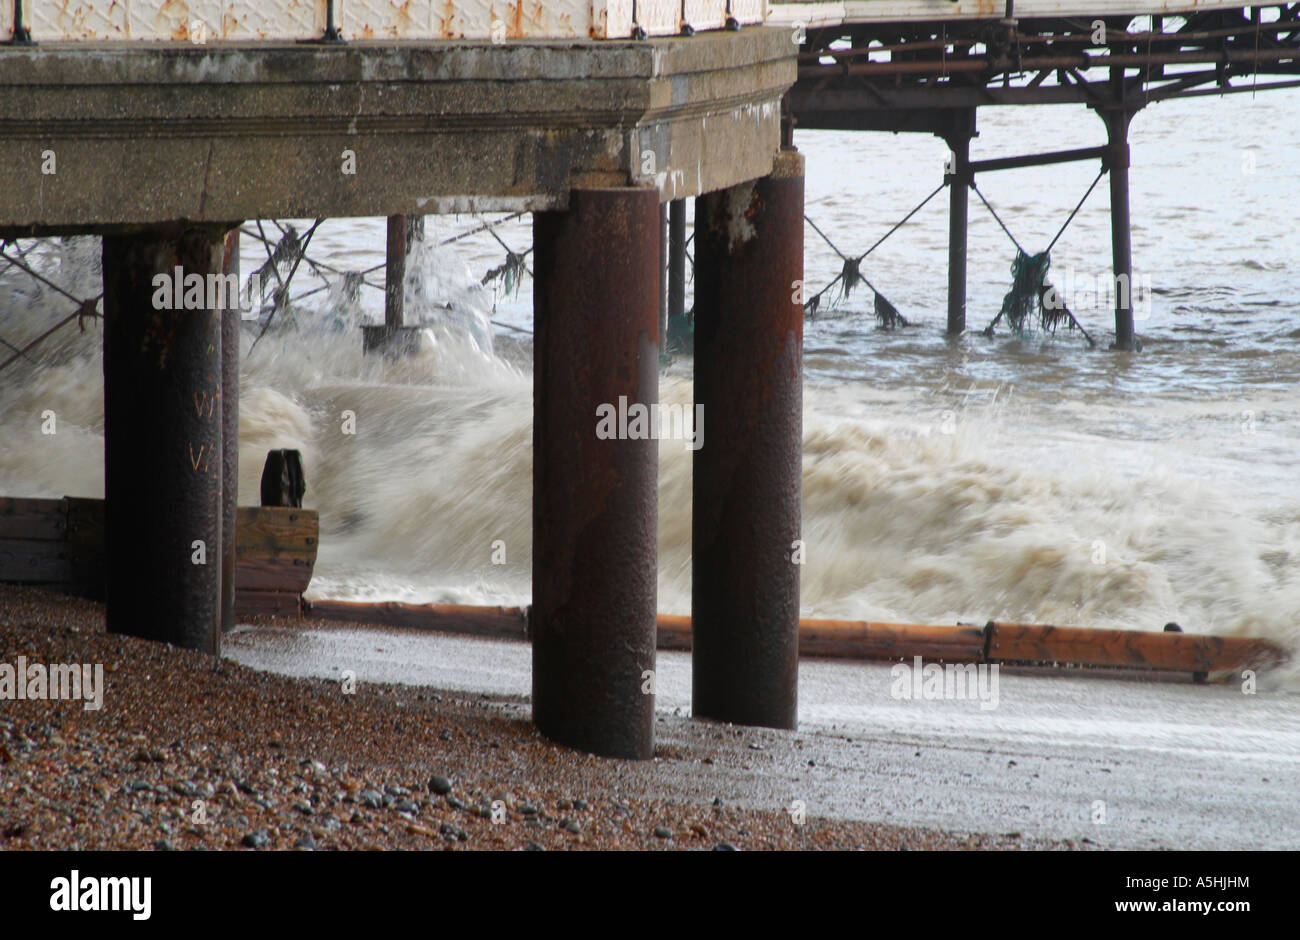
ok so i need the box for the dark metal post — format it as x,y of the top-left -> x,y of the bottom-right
7,0 -> 34,44
369,215 -> 425,356
321,0 -> 342,41
659,202 -> 669,344
780,91 -> 795,150
385,214 -> 408,329
692,150 -> 804,729
944,110 -> 976,336
260,450 -> 306,507
1102,103 -> 1136,351
220,228 -> 241,633
103,223 -> 234,654
532,187 -> 660,759
668,199 -> 686,330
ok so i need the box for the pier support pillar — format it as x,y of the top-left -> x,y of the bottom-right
692,150 -> 804,729
1101,104 -> 1137,351
532,187 -> 660,759
943,110 -> 976,336
365,215 -> 424,356
385,214 -> 411,329
659,203 -> 669,343
668,199 -> 686,334
102,222 -> 236,653
220,229 -> 240,634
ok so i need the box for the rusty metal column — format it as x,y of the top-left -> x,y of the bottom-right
1102,99 -> 1137,351
384,214 -> 408,329
692,150 -> 804,729
658,202 -> 669,343
220,228 -> 241,634
532,187 -> 660,759
668,200 -> 686,328
367,215 -> 422,355
945,110 -> 976,336
103,223 -> 234,653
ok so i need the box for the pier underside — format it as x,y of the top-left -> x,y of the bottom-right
0,31 -> 792,234
0,30 -> 805,759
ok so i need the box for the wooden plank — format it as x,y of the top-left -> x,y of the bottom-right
0,538 -> 74,582
799,619 -> 987,662
235,590 -> 303,618
236,506 -> 318,556
986,623 -> 1286,673
657,616 -> 988,660
65,497 -> 105,543
657,614 -> 692,651
235,506 -> 318,596
0,497 -> 67,541
314,603 -> 991,664
234,506 -> 316,599
0,499 -> 318,606
305,600 -> 528,640
299,604 -> 1289,677
234,559 -> 314,594
235,548 -> 317,574
65,497 -> 106,597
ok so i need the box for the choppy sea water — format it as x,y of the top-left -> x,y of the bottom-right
1,89 -> 1298,684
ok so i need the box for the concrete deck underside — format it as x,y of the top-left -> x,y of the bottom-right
0,30 -> 794,234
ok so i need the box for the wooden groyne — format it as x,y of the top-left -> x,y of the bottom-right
304,600 -> 1285,680
0,496 -> 317,619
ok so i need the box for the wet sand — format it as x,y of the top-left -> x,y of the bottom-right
0,585 -> 1063,851
224,609 -> 1300,850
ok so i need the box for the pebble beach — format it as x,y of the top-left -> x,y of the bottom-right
0,584 -> 1071,851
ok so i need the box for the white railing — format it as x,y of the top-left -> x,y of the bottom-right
8,0 -> 765,41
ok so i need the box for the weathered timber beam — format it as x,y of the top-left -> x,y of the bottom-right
298,601 -> 1288,677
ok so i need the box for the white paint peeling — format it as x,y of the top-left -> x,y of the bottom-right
415,194 -> 561,212
654,168 -> 687,198
723,182 -> 757,244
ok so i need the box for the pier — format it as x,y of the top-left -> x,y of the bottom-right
2,0 -> 1297,761
777,1 -> 1300,347
0,2 -> 800,760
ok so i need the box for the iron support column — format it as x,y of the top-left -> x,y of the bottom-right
220,228 -> 241,633
532,188 -> 661,759
103,223 -> 234,653
668,199 -> 686,331
385,213 -> 409,329
368,215 -> 423,355
1102,104 -> 1137,351
945,111 -> 976,336
659,202 -> 669,343
692,150 -> 804,729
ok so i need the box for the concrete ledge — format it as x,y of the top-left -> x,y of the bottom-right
0,31 -> 795,232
